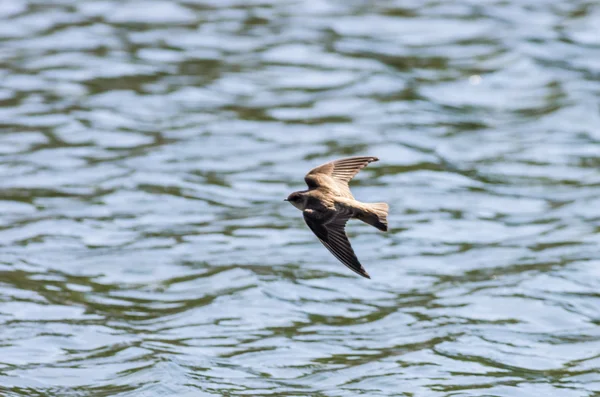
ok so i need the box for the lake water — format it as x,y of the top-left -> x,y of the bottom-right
1,1 -> 599,396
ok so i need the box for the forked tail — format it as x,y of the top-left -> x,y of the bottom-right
359,202 -> 389,232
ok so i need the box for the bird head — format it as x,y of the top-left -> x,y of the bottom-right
284,191 -> 306,210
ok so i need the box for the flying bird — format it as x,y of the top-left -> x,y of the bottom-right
285,156 -> 388,279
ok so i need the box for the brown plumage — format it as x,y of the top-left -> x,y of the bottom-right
285,156 -> 389,279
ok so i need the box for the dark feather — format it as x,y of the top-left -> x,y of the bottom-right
303,210 -> 371,279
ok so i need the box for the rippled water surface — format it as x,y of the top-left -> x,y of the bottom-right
1,1 -> 600,396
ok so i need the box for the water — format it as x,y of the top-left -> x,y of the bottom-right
1,1 -> 599,396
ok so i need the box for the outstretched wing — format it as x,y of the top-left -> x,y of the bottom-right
304,156 -> 378,197
303,209 -> 370,279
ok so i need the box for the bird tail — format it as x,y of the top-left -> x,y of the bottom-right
359,202 -> 389,232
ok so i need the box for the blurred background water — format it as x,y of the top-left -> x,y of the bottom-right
1,0 -> 599,396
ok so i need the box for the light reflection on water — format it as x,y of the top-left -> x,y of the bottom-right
0,1 -> 599,396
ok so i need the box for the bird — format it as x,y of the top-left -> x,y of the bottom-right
285,156 -> 388,279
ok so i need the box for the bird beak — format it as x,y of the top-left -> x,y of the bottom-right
283,198 -> 288,201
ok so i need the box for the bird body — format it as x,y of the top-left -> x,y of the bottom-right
285,156 -> 388,279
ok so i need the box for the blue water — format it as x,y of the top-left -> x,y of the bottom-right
1,1 -> 599,396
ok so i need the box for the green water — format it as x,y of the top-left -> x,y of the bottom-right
0,1 -> 599,396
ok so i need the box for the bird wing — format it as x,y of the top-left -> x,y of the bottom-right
303,209 -> 371,279
304,156 -> 378,197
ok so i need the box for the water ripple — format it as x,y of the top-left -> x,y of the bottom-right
0,0 -> 599,396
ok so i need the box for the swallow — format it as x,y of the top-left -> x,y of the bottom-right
285,156 -> 388,279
